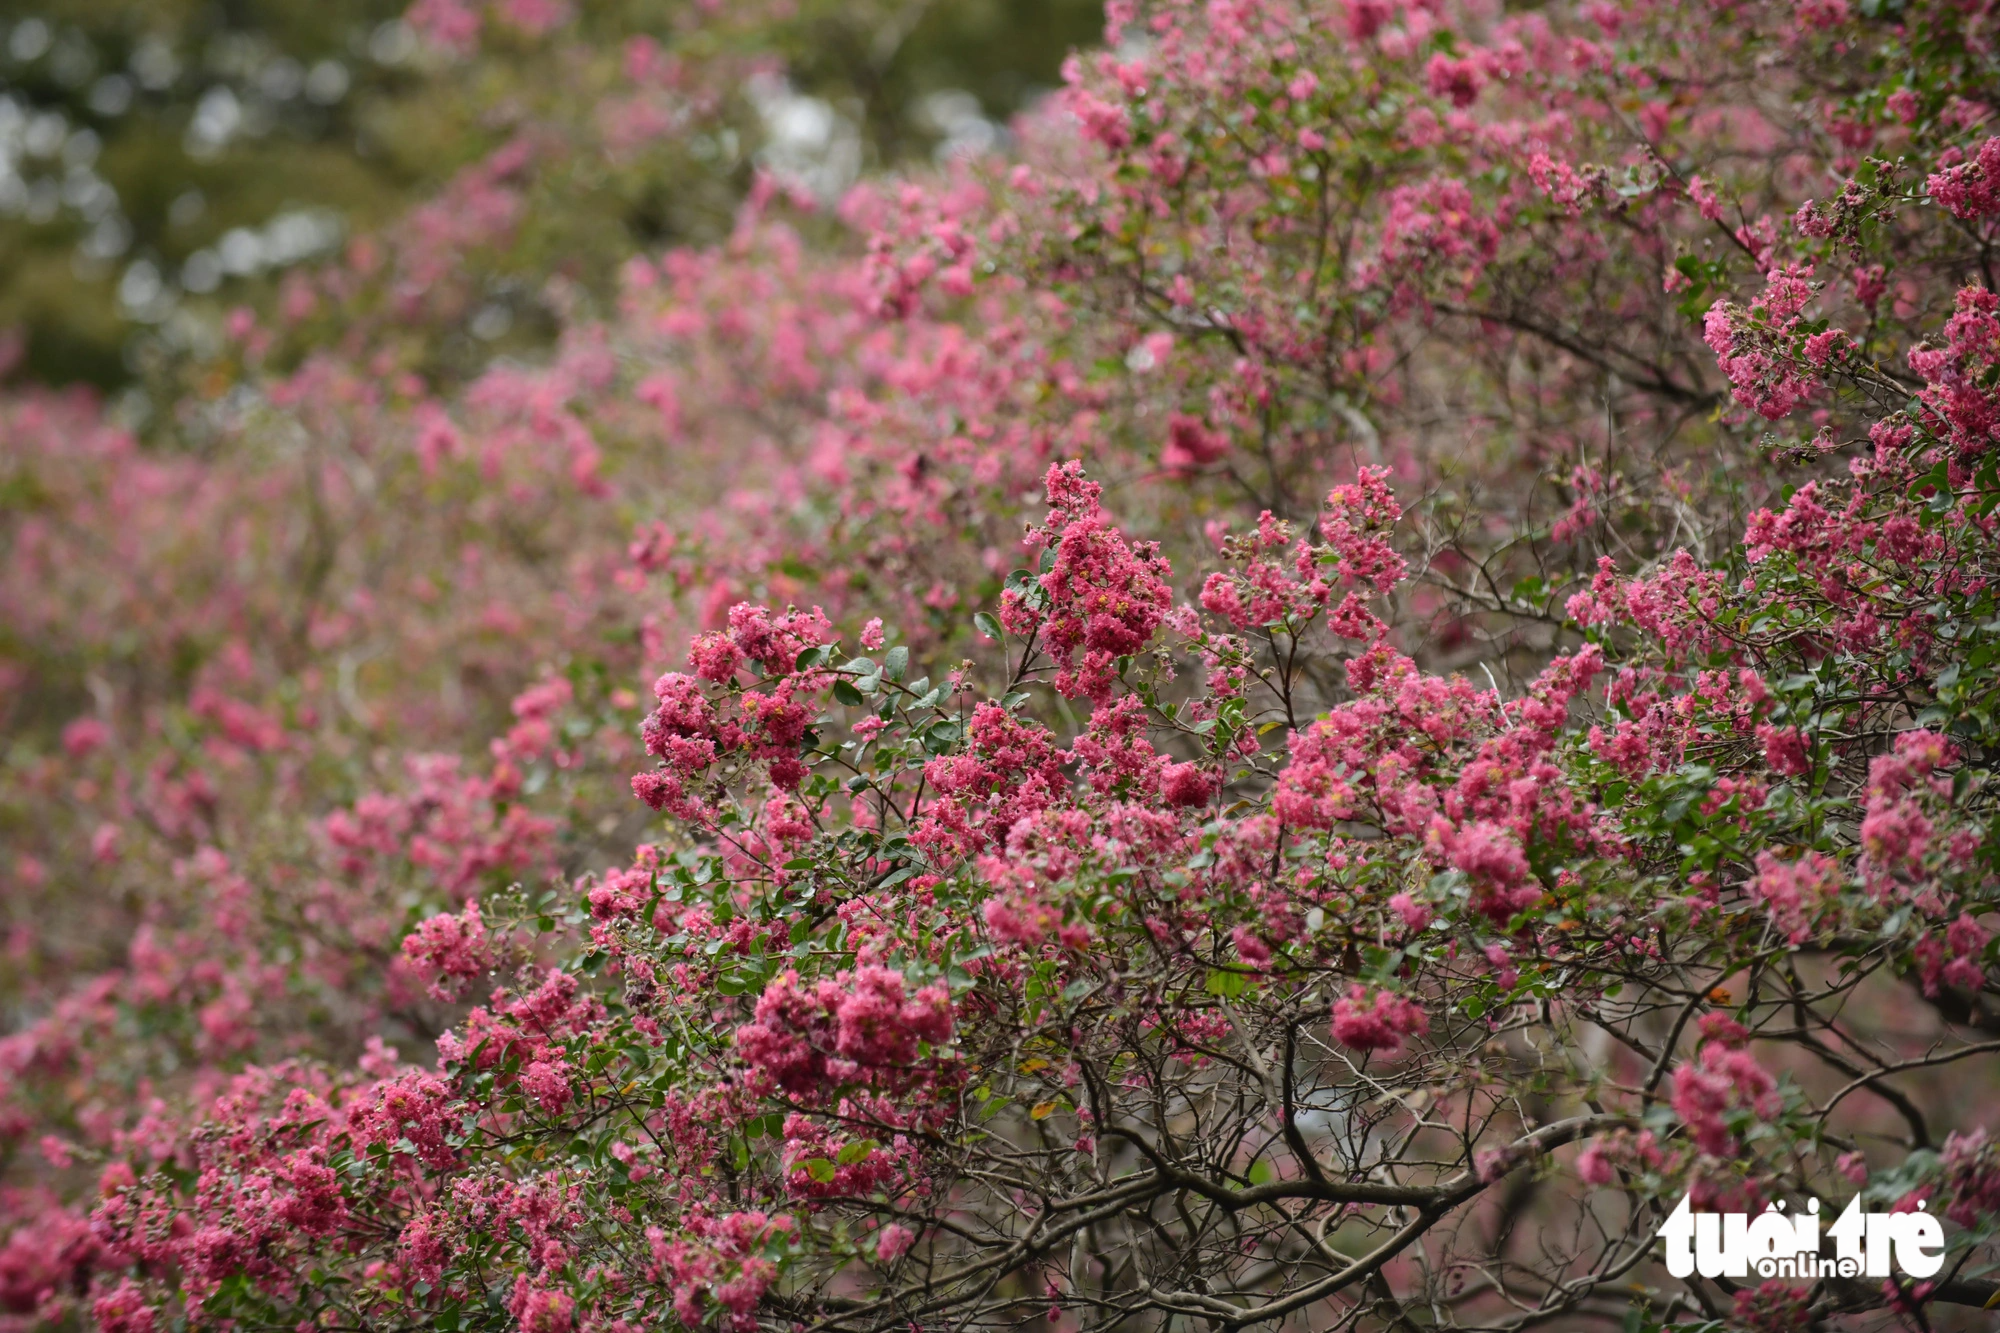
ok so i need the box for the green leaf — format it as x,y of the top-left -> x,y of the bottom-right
804,1157 -> 837,1183
884,646 -> 909,681
1204,968 -> 1249,998
973,612 -> 1003,641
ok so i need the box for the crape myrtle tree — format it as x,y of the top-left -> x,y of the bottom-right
6,0 -> 2000,1331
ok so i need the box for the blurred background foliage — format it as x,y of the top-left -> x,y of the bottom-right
0,0 -> 1101,392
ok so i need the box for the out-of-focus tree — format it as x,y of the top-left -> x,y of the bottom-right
0,1 -> 408,387
0,0 -> 1099,390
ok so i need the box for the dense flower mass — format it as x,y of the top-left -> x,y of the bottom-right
5,0 -> 2000,1331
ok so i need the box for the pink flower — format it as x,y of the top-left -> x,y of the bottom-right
876,1223 -> 916,1262
510,1279 -> 576,1333
399,1209 -> 451,1284
1929,137 -> 2000,219
1330,985 -> 1429,1057
835,966 -> 953,1066
406,0 -> 481,54
1575,1141 -> 1615,1185
688,632 -> 743,683
497,0 -> 573,36
1913,913 -> 1991,997
1002,463 -> 1173,703
1340,0 -> 1392,41
1757,724 -> 1812,777
413,402 -> 462,473
1697,1012 -> 1749,1047
1688,175 -> 1727,222
735,966 -> 952,1098
1750,850 -> 1841,946
1321,467 -> 1407,592
61,717 -> 109,758
1440,821 -> 1541,923
632,769 -> 687,813
1425,54 -> 1484,108
982,894 -> 1058,945
1387,892 -> 1433,933
92,1280 -> 155,1333
1671,1042 -> 1779,1157
521,1056 -> 574,1114
1231,925 -> 1273,968
1160,761 -> 1216,809
402,900 -> 492,998
1938,1128 -> 2000,1226
1802,329 -> 1849,367
1161,414 -> 1229,475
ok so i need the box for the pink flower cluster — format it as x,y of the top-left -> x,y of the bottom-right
646,1210 -> 795,1333
1702,263 -> 1827,420
1198,471 -> 1401,643
1329,985 -> 1429,1057
1002,462 -> 1174,703
401,899 -> 493,999
1671,1029 -> 1780,1158
1927,137 -> 2000,220
734,966 -> 954,1099
635,603 -> 837,809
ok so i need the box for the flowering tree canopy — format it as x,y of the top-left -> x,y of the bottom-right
5,1 -> 2000,1331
